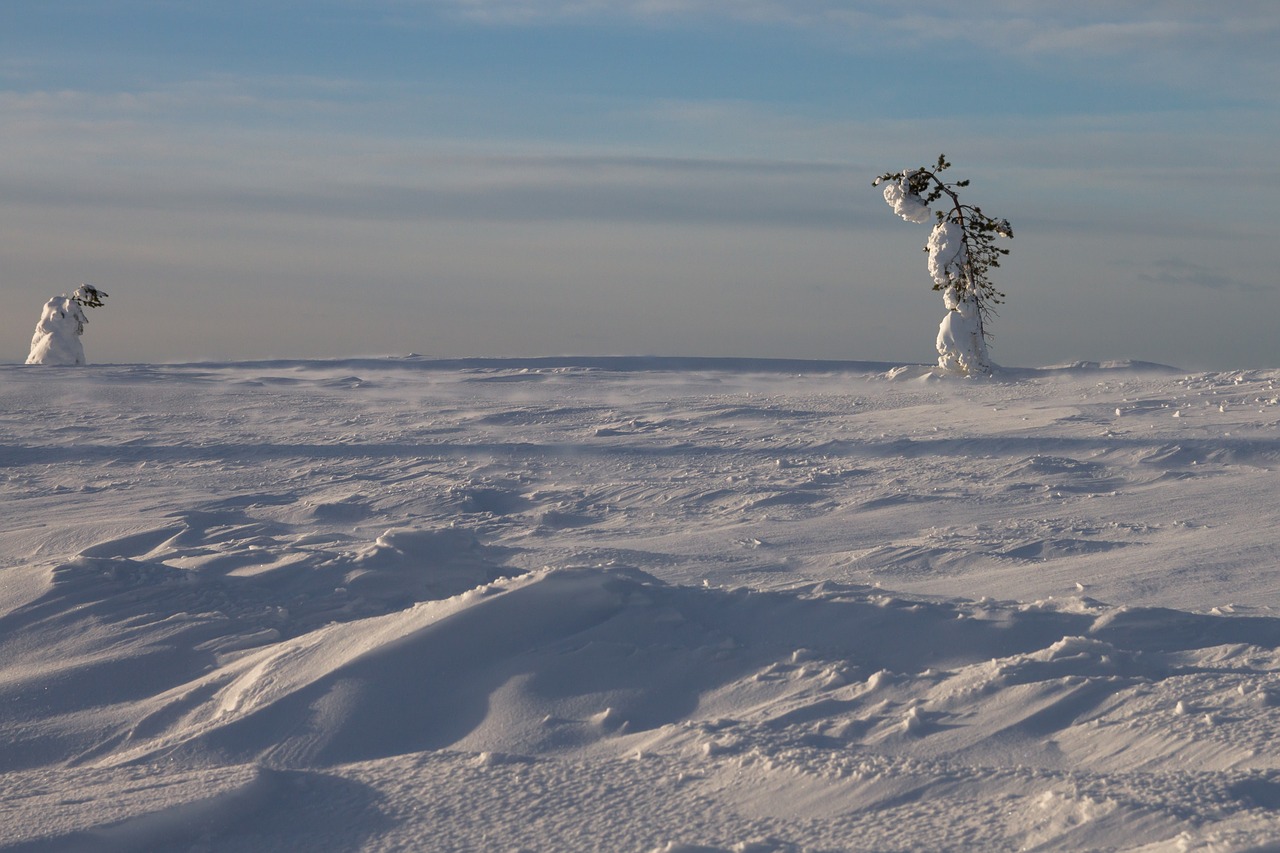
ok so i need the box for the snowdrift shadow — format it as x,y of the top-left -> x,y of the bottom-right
91,567 -> 1280,771
0,768 -> 392,853
0,518 -> 525,771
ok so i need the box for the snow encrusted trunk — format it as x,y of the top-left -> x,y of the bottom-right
26,295 -> 89,365
928,220 -> 991,375
936,286 -> 989,375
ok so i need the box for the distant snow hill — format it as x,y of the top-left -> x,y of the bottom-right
2,356 -> 1278,852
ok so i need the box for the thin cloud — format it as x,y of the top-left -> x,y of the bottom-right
1138,259 -> 1270,294
0,148 -> 866,229
413,0 -> 1280,48
406,0 -> 1280,100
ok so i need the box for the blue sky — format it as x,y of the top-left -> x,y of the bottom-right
3,1 -> 1278,367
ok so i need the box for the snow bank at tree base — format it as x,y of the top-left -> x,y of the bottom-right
4,358 -> 1280,851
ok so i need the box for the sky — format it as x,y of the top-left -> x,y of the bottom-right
2,1 -> 1278,368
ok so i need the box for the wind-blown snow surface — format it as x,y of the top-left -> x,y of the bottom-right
4,356 -> 1280,851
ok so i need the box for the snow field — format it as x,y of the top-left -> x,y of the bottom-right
2,357 -> 1280,850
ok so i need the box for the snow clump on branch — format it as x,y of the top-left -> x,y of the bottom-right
882,171 -> 933,224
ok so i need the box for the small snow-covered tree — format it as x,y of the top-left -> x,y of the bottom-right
874,156 -> 1012,376
26,284 -> 110,366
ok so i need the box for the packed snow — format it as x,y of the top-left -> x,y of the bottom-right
3,356 -> 1280,851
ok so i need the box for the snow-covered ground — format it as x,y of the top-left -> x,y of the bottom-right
3,356 -> 1280,851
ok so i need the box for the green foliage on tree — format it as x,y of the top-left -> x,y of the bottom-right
70,284 -> 109,309
873,155 -> 1012,336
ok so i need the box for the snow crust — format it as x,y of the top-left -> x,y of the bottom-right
3,357 -> 1280,851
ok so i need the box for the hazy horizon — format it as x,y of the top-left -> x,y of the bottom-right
3,2 -> 1278,369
